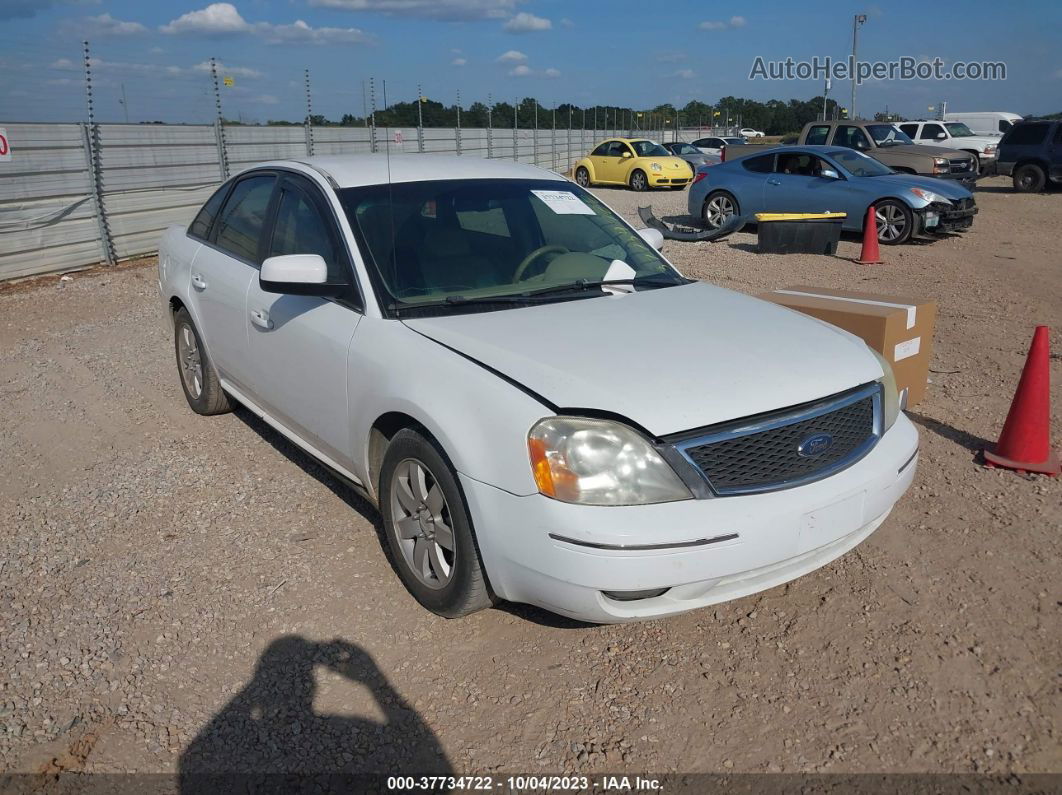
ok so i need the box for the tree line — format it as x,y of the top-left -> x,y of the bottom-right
263,95 -> 846,136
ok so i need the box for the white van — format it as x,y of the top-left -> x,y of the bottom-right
943,112 -> 1023,137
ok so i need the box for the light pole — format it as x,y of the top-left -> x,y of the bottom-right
851,14 -> 867,121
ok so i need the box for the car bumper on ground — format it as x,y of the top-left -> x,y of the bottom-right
462,413 -> 919,623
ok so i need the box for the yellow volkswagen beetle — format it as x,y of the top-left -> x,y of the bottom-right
573,138 -> 694,191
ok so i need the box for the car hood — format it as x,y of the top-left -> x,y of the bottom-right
403,281 -> 882,436
869,173 -> 973,201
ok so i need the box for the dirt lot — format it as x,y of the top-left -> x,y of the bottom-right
0,175 -> 1059,784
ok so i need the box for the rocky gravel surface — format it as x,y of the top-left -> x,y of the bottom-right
0,177 -> 1059,783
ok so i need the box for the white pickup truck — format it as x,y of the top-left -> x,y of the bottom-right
897,120 -> 998,173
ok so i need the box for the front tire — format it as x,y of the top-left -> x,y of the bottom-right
1013,163 -> 1046,193
874,199 -> 913,245
629,169 -> 648,192
380,429 -> 493,618
575,167 -> 591,188
173,308 -> 231,415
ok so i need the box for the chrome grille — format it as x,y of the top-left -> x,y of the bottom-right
671,383 -> 882,496
950,158 -> 974,173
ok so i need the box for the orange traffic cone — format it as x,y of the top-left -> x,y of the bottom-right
983,326 -> 1060,475
857,204 -> 882,264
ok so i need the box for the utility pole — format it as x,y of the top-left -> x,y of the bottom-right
851,14 -> 867,121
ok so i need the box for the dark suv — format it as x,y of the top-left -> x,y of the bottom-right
996,120 -> 1062,192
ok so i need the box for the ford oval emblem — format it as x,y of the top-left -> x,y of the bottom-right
798,432 -> 835,458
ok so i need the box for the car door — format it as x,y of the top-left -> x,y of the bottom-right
191,172 -> 277,393
588,141 -> 617,184
594,141 -> 628,183
765,153 -> 845,213
243,173 -> 363,470
919,122 -> 947,144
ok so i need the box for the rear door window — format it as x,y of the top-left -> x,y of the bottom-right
212,175 -> 277,263
805,125 -> 831,145
898,124 -> 919,138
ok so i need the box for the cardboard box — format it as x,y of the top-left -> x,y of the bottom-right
759,286 -> 937,407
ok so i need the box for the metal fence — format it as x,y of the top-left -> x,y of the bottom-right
0,120 -> 659,282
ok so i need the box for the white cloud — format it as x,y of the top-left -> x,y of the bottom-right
452,57 -> 467,66
496,49 -> 527,62
192,60 -> 262,78
699,16 -> 746,31
503,11 -> 550,32
160,3 -> 371,44
308,0 -> 518,20
509,64 -> 560,78
673,69 -> 695,79
160,2 -> 248,34
61,12 -> 147,36
559,17 -> 573,28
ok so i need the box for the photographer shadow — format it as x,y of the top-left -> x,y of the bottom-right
178,635 -> 451,792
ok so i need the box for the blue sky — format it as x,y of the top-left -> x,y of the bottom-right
0,0 -> 1058,124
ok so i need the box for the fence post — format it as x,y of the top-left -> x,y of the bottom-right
551,107 -> 556,172
213,118 -> 229,179
80,122 -> 116,266
487,93 -> 493,159
416,83 -> 425,153
533,102 -> 538,167
455,90 -> 462,155
304,69 -> 314,156
513,97 -> 518,162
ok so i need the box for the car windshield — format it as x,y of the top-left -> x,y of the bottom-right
722,138 -> 746,145
670,143 -> 700,155
866,124 -> 913,146
338,179 -> 683,316
828,149 -> 895,177
945,122 -> 975,137
630,140 -> 669,156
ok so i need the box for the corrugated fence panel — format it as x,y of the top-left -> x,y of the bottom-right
0,122 -> 583,281
0,123 -> 98,280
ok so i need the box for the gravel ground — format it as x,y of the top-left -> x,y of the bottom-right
0,176 -> 1059,782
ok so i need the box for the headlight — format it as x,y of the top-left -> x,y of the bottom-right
528,417 -> 692,505
650,162 -> 662,171
869,349 -> 901,431
931,157 -> 950,174
933,157 -> 949,166
910,187 -> 944,203
984,145 -> 996,154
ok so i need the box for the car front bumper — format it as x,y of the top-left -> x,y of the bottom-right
919,198 -> 977,235
648,172 -> 691,187
462,413 -> 918,623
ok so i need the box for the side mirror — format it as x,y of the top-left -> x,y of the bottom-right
621,151 -> 632,159
637,227 -> 665,251
820,167 -> 840,179
260,254 -> 335,296
935,132 -> 947,140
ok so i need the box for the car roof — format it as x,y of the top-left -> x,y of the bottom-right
249,154 -> 566,189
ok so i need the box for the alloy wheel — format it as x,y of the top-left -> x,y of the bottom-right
177,323 -> 203,399
704,195 -> 735,228
875,203 -> 907,243
390,458 -> 455,590
630,171 -> 647,191
575,168 -> 590,187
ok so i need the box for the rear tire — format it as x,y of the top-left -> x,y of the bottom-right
1013,163 -> 1046,193
874,199 -> 913,245
701,190 -> 742,231
575,167 -> 591,188
173,308 -> 231,415
380,429 -> 494,618
629,169 -> 649,192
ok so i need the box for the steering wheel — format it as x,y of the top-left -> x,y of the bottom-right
512,245 -> 569,282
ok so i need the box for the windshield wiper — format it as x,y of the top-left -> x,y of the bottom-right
522,274 -> 690,298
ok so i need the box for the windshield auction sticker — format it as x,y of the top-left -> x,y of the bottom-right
531,189 -> 595,215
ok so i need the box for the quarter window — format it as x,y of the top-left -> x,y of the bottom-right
742,154 -> 775,173
213,175 -> 276,263
189,184 -> 229,240
898,124 -> 919,138
269,186 -> 347,283
591,142 -> 612,156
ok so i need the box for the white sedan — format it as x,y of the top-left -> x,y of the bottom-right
159,155 -> 918,623
740,128 -> 766,138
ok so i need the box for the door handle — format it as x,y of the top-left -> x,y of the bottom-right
767,178 -> 781,186
249,309 -> 274,330
191,273 -> 208,290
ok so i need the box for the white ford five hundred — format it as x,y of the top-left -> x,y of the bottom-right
159,155 -> 918,623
